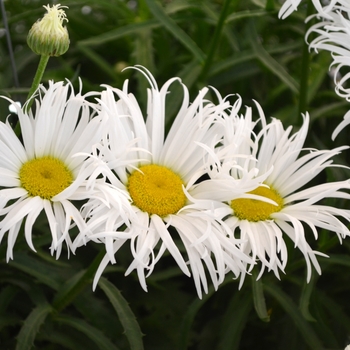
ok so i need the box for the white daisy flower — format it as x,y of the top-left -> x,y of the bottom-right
209,102 -> 350,287
0,80 -> 130,260
307,2 -> 350,137
77,66 -> 262,298
278,0 -> 336,19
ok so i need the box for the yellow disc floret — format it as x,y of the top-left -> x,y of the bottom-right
127,164 -> 187,217
20,157 -> 73,200
230,185 -> 284,222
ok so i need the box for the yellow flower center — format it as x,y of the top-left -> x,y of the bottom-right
20,157 -> 73,200
230,185 -> 284,222
127,164 -> 187,217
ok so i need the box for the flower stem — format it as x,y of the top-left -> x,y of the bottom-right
14,54 -> 50,136
25,54 -> 50,112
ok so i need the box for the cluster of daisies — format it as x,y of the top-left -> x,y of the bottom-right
1,66 -> 350,298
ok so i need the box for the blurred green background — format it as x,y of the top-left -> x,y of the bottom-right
1,0 -> 350,349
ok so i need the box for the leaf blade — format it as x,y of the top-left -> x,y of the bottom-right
264,283 -> 324,349
98,277 -> 144,350
55,315 -> 119,350
15,303 -> 52,350
145,0 -> 206,64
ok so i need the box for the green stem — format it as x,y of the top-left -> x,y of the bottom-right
199,0 -> 239,82
14,54 -> 49,136
26,54 -> 50,109
297,0 -> 314,123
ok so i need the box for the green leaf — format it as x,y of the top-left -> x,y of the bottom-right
176,286 -> 216,350
78,20 -> 160,47
73,288 -> 124,342
145,0 -> 206,64
317,290 -> 350,333
251,271 -> 270,322
209,42 -> 300,77
7,252 -> 64,290
199,0 -> 237,81
310,101 -> 349,123
218,292 -> 252,350
55,315 -> 119,350
307,53 -> 332,104
0,285 -> 19,314
52,250 -> 105,313
52,269 -> 86,312
226,9 -> 270,23
35,328 -> 83,350
299,273 -> 317,322
98,277 -> 144,350
308,291 -> 340,348
247,21 -> 299,94
319,254 -> 350,269
264,283 -> 324,349
15,303 -> 52,350
0,286 -> 22,331
76,44 -> 117,80
35,249 -> 72,268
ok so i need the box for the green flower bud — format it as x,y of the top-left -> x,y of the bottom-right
27,4 -> 69,57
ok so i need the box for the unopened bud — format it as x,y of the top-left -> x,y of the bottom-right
27,4 -> 69,57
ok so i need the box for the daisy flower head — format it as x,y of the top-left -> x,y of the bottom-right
307,1 -> 350,138
0,80 -> 118,260
79,66 -> 261,298
211,101 -> 350,287
190,95 -> 272,201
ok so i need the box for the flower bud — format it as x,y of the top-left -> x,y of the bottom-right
27,4 -> 69,57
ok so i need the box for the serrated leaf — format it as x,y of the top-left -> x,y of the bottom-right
98,277 -> 144,350
55,315 -> 119,350
15,303 -> 52,350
